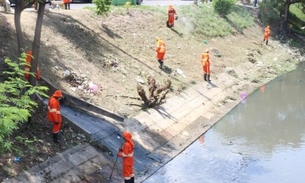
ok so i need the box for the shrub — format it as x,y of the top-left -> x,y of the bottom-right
212,0 -> 237,16
92,0 -> 112,15
0,54 -> 48,153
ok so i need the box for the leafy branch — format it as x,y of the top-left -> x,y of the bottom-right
0,55 -> 49,153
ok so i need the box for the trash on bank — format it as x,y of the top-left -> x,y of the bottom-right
89,82 -> 98,93
176,68 -> 186,78
14,157 -> 21,162
240,92 -> 247,104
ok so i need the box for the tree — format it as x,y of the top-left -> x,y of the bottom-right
212,0 -> 237,16
92,0 -> 112,15
0,56 -> 48,153
14,0 -> 36,56
282,0 -> 305,34
14,0 -> 49,87
14,0 -> 50,124
259,0 -> 305,35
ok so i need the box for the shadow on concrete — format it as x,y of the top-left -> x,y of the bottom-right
208,81 -> 218,88
101,23 -> 122,39
169,27 -> 183,37
153,105 -> 177,121
160,65 -> 173,74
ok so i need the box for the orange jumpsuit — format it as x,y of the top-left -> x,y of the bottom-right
47,91 -> 62,134
263,26 -> 271,44
156,39 -> 166,61
118,131 -> 135,182
167,5 -> 177,27
24,50 -> 41,80
201,52 -> 210,74
63,0 -> 70,9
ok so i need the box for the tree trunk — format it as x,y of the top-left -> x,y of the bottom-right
14,0 -> 25,57
29,2 -> 46,87
28,2 -> 46,124
282,0 -> 291,35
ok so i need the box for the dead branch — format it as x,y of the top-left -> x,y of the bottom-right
105,94 -> 141,100
137,84 -> 149,104
147,76 -> 157,98
137,77 -> 171,108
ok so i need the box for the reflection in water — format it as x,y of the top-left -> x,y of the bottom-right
144,62 -> 305,183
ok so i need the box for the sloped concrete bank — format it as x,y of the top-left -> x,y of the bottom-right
3,71 -> 253,183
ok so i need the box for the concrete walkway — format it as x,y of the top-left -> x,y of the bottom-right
3,72 -> 244,183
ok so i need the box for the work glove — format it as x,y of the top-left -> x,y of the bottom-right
59,97 -> 65,105
175,16 -> 178,20
55,122 -> 59,125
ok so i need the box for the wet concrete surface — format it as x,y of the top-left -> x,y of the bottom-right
143,62 -> 305,182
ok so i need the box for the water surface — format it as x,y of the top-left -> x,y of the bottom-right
144,62 -> 305,183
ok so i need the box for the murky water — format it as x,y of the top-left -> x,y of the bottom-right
143,62 -> 305,183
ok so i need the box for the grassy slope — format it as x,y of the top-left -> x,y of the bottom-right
1,4 -> 304,118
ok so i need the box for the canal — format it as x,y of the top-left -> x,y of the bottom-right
143,61 -> 305,183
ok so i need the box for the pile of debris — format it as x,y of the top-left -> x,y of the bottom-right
62,70 -> 100,95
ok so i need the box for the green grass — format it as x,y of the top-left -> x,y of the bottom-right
290,3 -> 305,21
226,6 -> 254,32
289,3 -> 305,34
85,5 -> 166,15
133,5 -> 167,13
86,4 -> 254,38
178,4 -> 254,37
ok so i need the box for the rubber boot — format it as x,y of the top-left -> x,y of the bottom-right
204,74 -> 207,81
207,74 -> 211,82
53,133 -> 58,143
266,40 -> 268,45
158,59 -> 163,69
124,179 -> 131,183
130,177 -> 135,183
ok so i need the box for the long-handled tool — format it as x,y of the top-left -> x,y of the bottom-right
107,143 -> 124,181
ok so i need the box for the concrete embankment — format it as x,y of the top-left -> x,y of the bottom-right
3,71 -> 249,183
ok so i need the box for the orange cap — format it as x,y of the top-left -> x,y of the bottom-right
53,90 -> 63,98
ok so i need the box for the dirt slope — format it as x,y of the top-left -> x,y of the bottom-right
1,5 -> 304,118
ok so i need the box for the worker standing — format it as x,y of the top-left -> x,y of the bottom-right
156,37 -> 166,69
24,50 -> 41,81
117,131 -> 135,183
263,25 -> 271,45
201,49 -> 211,82
47,90 -> 63,143
167,5 -> 177,28
63,0 -> 70,10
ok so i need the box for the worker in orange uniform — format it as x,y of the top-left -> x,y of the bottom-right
63,0 -> 70,10
156,37 -> 166,69
47,90 -> 63,143
201,49 -> 211,82
24,50 -> 41,81
167,5 -> 177,28
263,25 -> 271,45
117,131 -> 135,183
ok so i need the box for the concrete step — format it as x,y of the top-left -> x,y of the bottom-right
2,143 -> 121,183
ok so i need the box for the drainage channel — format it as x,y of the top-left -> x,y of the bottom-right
38,77 -> 159,179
